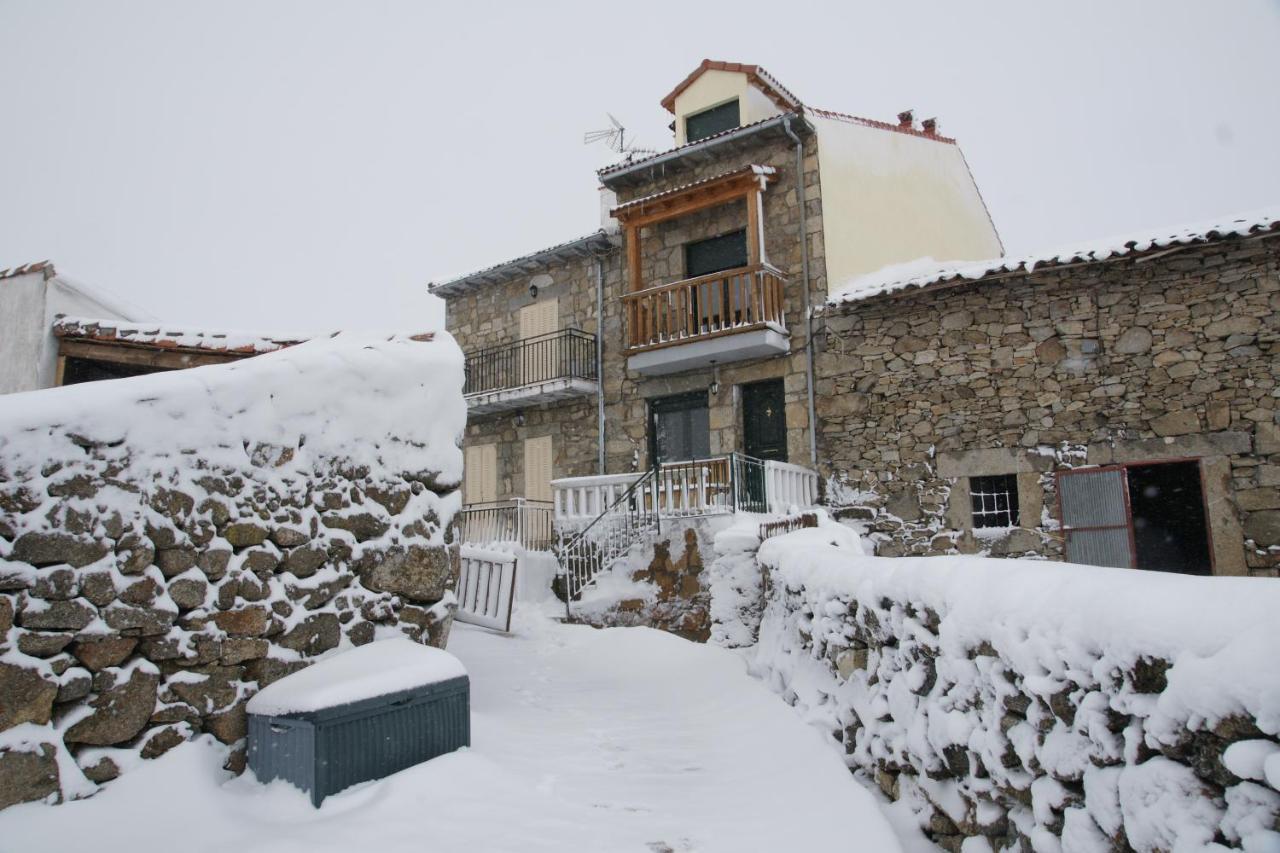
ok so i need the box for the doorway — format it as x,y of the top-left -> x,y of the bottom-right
1058,459 -> 1212,575
742,379 -> 787,462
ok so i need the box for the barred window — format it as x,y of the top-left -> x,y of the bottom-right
970,474 -> 1020,528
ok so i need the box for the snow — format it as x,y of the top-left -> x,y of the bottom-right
246,639 -> 467,716
749,521 -> 1280,851
0,330 -> 465,484
53,315 -> 317,354
826,206 -> 1280,306
0,607 -> 907,852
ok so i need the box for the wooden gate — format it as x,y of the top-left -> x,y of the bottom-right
456,545 -> 517,632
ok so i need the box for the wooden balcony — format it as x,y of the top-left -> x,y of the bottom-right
622,264 -> 789,374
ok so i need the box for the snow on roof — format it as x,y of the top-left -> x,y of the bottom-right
610,165 -> 776,217
54,316 -> 323,355
826,207 -> 1280,309
598,114 -> 807,183
247,638 -> 467,716
429,230 -> 619,297
0,260 -> 156,322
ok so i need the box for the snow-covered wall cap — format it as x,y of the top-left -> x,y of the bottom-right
54,315 -> 320,356
246,638 -> 467,716
826,206 -> 1280,309
0,330 -> 463,482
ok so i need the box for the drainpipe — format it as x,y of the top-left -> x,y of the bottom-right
595,254 -> 606,475
783,116 -> 819,469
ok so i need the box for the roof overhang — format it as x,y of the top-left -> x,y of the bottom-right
611,165 -> 778,228
659,60 -> 801,114
429,230 -> 620,298
598,113 -> 813,190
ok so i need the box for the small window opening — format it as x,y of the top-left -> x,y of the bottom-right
971,474 -> 1019,528
685,99 -> 740,143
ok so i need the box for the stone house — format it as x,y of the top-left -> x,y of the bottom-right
816,213 -> 1280,578
433,58 -> 1280,585
431,59 -> 1000,557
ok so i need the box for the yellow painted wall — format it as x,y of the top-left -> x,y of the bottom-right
672,70 -> 783,146
813,116 -> 1003,293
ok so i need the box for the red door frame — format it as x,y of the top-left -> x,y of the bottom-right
1055,456 -> 1217,574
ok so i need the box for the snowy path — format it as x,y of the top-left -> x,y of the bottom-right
0,610 -> 904,853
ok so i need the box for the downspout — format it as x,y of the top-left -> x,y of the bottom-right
595,254 -> 606,475
783,116 -> 819,469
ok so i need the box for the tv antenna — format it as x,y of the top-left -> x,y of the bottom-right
584,113 -> 656,158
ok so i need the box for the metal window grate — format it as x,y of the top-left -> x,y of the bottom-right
971,473 -> 1020,528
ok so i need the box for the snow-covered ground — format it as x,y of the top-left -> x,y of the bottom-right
0,607 -> 911,853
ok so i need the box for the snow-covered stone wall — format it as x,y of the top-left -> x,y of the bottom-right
0,332 -> 466,809
748,525 -> 1280,852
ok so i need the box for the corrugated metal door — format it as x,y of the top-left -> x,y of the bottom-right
1058,467 -> 1135,568
464,443 -> 497,504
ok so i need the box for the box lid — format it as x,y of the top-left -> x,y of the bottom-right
247,638 -> 467,717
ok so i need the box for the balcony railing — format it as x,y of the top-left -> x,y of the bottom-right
464,329 -> 597,397
553,454 -> 818,528
457,498 -> 554,551
622,264 -> 786,352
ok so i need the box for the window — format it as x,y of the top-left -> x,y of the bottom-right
970,473 -> 1019,528
684,230 -> 747,278
685,99 -> 740,143
649,391 -> 710,465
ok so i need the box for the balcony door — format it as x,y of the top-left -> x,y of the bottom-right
518,298 -> 558,385
684,230 -> 747,278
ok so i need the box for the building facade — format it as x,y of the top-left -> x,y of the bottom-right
817,216 -> 1280,578
433,60 -> 999,547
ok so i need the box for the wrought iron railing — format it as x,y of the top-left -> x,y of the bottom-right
622,263 -> 787,352
457,498 -> 554,551
555,453 -> 820,612
463,328 -> 597,396
556,468 -> 660,614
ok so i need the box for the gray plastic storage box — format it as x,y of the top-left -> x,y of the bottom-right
246,639 -> 469,806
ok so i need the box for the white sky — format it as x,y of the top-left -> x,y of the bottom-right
2,1 -> 1278,333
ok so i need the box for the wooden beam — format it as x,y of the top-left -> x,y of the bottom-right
626,223 -> 642,293
54,355 -> 66,387
58,339 -> 247,371
746,188 -> 761,267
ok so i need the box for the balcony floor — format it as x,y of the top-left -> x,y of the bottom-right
626,326 -> 789,376
466,376 -> 598,415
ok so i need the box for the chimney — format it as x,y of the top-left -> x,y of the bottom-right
921,118 -> 938,136
897,110 -> 914,129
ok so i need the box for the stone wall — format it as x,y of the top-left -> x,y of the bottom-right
603,129 -> 825,471
816,238 -> 1280,576
750,525 -> 1280,851
570,518 -> 729,642
0,334 -> 465,809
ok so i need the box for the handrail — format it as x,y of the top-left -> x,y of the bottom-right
463,327 -> 598,397
464,327 -> 595,359
622,264 -> 788,351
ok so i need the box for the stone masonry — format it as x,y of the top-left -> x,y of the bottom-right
816,236 -> 1280,577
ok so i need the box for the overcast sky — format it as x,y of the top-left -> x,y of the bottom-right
2,1 -> 1278,333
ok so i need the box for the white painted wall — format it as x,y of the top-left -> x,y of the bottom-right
0,268 -> 150,394
672,70 -> 783,146
813,116 -> 1003,292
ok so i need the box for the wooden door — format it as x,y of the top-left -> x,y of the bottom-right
518,299 -> 558,384
464,443 -> 498,505
524,436 -> 553,503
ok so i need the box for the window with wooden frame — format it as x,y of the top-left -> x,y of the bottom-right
684,230 -> 748,278
685,99 -> 740,142
970,473 -> 1020,529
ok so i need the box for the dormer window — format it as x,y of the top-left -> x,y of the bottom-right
685,99 -> 740,143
